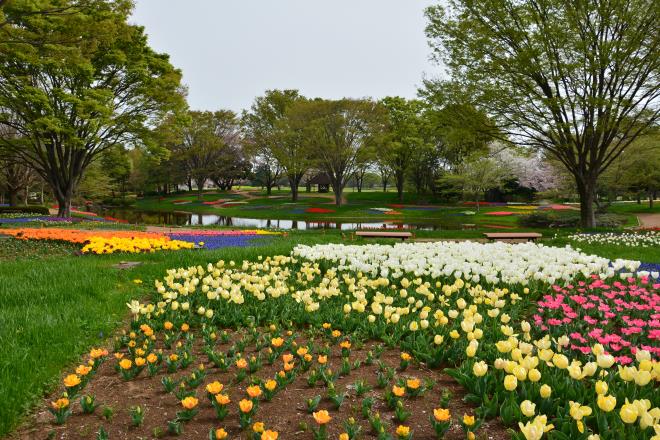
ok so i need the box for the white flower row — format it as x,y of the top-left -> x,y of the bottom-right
567,231 -> 660,248
292,242 -> 641,285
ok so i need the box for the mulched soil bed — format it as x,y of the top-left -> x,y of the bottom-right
14,331 -> 510,440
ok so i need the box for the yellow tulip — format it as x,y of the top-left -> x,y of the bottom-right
473,361 -> 488,377
597,395 -> 616,412
594,381 -> 608,395
520,400 -> 536,417
552,354 -> 569,369
504,374 -> 518,391
528,368 -> 541,382
539,384 -> 552,398
619,401 -> 638,424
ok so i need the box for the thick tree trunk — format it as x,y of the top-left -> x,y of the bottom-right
394,173 -> 406,203
576,177 -> 597,228
330,176 -> 343,207
650,192 -> 654,209
56,191 -> 72,217
196,177 -> 206,200
8,189 -> 19,207
288,174 -> 304,202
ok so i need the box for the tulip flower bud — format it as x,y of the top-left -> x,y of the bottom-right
539,384 -> 552,398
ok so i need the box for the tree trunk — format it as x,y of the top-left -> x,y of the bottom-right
56,190 -> 72,217
330,176 -> 343,207
650,192 -> 654,209
637,193 -> 642,204
196,177 -> 206,200
396,173 -> 405,203
187,178 -> 193,192
266,184 -> 272,196
8,189 -> 19,207
576,177 -> 597,228
288,174 -> 305,202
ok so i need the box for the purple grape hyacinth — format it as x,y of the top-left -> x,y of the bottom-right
167,233 -> 272,250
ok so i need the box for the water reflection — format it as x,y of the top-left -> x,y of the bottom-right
100,209 -> 460,230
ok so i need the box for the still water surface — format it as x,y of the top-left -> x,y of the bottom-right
100,209 -> 462,230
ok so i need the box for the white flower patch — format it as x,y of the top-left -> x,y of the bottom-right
292,242 -> 640,286
567,231 -> 660,248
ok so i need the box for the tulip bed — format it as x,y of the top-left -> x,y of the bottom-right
0,228 -> 280,254
567,232 -> 660,248
27,242 -> 659,439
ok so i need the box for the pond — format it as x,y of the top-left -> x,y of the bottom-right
99,209 -> 464,230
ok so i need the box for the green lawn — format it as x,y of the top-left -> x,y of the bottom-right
128,190 -> 649,230
130,190 -> 564,229
606,201 -> 660,215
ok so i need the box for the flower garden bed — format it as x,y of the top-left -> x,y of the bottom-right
306,208 -> 336,214
18,242 -> 659,439
20,331 -> 508,440
567,232 -> 660,248
0,228 -> 280,254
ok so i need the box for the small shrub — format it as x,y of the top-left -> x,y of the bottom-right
519,211 -> 580,228
595,213 -> 627,228
0,205 -> 50,215
520,210 -> 627,228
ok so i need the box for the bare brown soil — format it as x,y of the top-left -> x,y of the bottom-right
12,332 -> 511,440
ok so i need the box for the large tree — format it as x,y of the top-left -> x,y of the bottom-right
426,0 -> 659,227
306,99 -> 383,207
272,98 -> 321,201
379,97 -> 428,202
162,110 -> 240,199
0,0 -> 184,216
209,113 -> 249,191
442,154 -> 509,211
242,90 -> 307,200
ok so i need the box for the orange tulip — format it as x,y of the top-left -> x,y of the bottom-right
433,408 -> 451,422
239,399 -> 254,413
180,396 -> 198,410
313,410 -> 332,425
215,394 -> 231,405
247,385 -> 262,398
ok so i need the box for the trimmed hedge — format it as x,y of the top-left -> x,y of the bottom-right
0,205 -> 50,215
520,211 -> 628,228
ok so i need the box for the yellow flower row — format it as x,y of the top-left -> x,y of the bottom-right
81,237 -> 194,254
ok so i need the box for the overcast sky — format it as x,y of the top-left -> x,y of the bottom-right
130,0 -> 439,113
